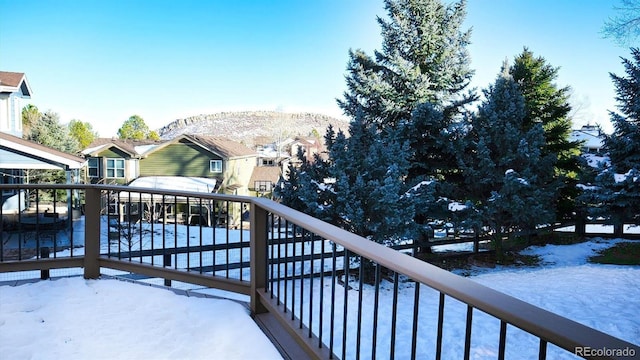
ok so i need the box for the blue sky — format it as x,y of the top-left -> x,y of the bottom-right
0,0 -> 631,137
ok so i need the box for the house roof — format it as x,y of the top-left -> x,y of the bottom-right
82,138 -> 160,157
82,135 -> 256,159
180,134 -> 256,158
0,71 -> 32,97
570,125 -> 604,150
248,166 -> 282,187
0,132 -> 86,170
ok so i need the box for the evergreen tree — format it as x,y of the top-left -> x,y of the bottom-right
278,0 -> 473,247
327,116 -> 416,244
581,48 -> 640,231
509,48 -> 581,220
606,48 -> 640,172
24,110 -> 79,188
337,0 -> 475,185
459,68 -> 558,258
27,110 -> 79,153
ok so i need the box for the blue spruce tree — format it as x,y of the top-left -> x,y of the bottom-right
459,67 -> 558,259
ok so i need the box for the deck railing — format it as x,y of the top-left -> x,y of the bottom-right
0,183 -> 638,360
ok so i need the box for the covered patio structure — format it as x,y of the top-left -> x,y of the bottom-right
0,131 -> 86,217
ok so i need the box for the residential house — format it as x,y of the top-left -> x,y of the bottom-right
289,136 -> 324,163
0,71 -> 86,214
82,134 -> 257,196
248,166 -> 282,198
81,138 -> 157,184
570,124 -> 605,154
0,71 -> 31,138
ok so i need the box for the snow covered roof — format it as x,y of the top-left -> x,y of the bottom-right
570,125 -> 604,151
127,176 -> 218,193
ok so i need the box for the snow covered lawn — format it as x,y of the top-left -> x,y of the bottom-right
0,238 -> 638,359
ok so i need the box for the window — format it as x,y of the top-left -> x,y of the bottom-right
210,160 -> 223,173
88,158 -> 99,178
262,159 -> 275,166
106,158 -> 125,178
255,180 -> 272,192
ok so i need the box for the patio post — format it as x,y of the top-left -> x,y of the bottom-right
84,186 -> 101,279
250,201 -> 268,314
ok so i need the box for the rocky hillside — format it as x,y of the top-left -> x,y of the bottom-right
157,111 -> 350,146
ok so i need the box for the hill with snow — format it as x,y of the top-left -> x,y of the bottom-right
157,111 -> 350,146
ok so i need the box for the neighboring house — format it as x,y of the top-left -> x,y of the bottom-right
0,71 -> 86,213
288,136 -> 325,163
140,134 -> 256,195
0,71 -> 31,138
248,166 -> 282,198
570,124 -> 605,154
82,134 -> 257,196
81,138 -> 156,184
1,132 -> 86,211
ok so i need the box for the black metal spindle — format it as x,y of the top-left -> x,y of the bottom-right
464,305 -> 473,360
390,272 -> 399,360
186,196 -> 191,271
239,201 -> 244,281
330,242 -> 337,358
69,189 -> 74,257
319,237 -> 326,349
309,231 -> 315,338
138,192 -> 143,263
356,257 -> 364,360
276,214 -> 282,299
173,196 -> 178,270
498,321 -> 507,360
284,219 -> 289,314
212,199 -> 216,276
299,228 -> 305,329
35,190 -> 40,259
538,339 -> 547,360
342,249 -> 349,360
52,190 -> 57,258
161,195 -> 166,265
411,281 -> 420,360
435,293 -> 445,360
225,200 -> 230,278
291,224 -> 297,321
149,194 -> 155,266
199,198 -> 203,273
372,263 -> 381,360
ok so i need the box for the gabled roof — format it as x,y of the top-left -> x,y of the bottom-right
0,71 -> 32,97
82,135 -> 256,159
82,138 -> 160,157
0,132 -> 86,170
249,166 -> 282,187
187,134 -> 256,158
141,134 -> 256,159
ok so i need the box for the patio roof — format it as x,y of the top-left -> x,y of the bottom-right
0,132 -> 86,170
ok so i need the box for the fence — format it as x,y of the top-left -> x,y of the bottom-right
0,183 -> 638,360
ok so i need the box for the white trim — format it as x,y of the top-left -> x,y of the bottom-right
0,139 -> 86,169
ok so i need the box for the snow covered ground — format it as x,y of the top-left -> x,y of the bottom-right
0,238 -> 638,359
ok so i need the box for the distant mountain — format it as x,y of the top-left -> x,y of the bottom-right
157,111 -> 350,147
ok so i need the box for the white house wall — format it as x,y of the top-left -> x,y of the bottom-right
0,91 -> 24,137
